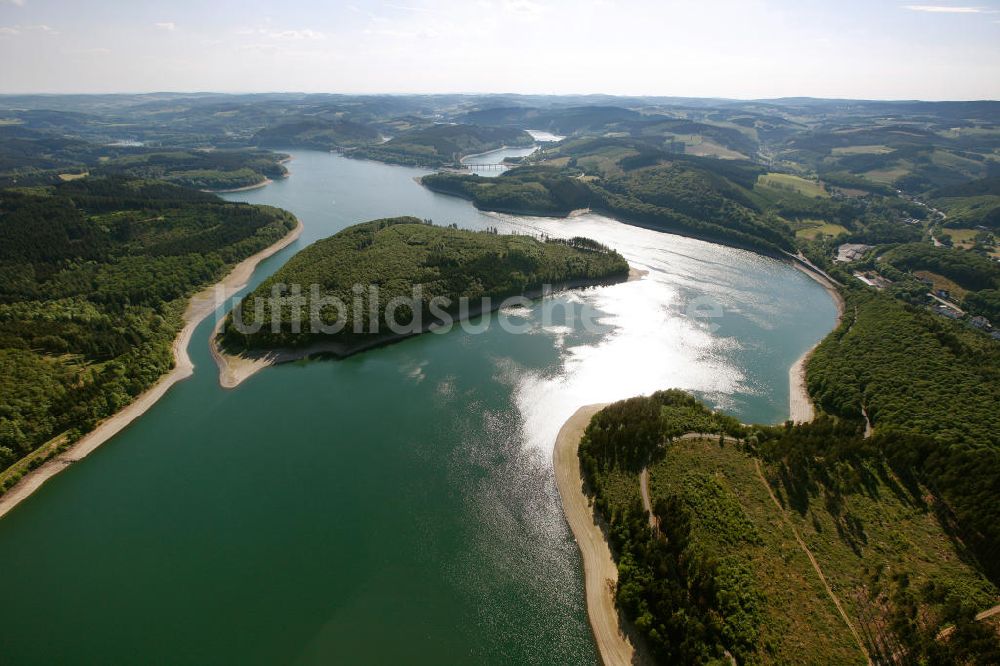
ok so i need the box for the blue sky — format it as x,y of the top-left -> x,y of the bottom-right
1,0 -> 998,99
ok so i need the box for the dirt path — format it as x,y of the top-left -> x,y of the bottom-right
937,603 -> 1000,639
0,218 -> 303,521
753,459 -> 871,663
554,404 -> 636,666
638,469 -> 657,531
640,433 -> 739,529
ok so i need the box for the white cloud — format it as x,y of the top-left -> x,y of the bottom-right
0,23 -> 56,35
235,26 -> 325,40
269,29 -> 325,40
903,5 -> 993,13
0,0 -> 27,7
504,0 -> 545,19
64,47 -> 112,55
154,22 -> 176,31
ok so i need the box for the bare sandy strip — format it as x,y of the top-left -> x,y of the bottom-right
788,261 -> 845,423
556,258 -> 844,661
202,177 -> 273,194
0,218 -> 303,521
554,403 -> 636,666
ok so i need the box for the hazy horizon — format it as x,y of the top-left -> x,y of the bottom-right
2,0 -> 999,100
2,89 -> 1000,103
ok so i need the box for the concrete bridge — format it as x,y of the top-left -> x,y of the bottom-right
464,163 -> 508,171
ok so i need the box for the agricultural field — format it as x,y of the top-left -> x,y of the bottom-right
575,145 -> 639,176
939,227 -> 983,248
57,171 -> 88,181
757,172 -> 830,198
794,220 -> 850,240
682,137 -> 747,160
913,270 -> 968,299
830,145 -> 893,155
862,166 -> 912,185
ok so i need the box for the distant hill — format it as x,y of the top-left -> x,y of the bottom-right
253,118 -> 381,150
350,124 -> 533,167
0,126 -> 290,191
457,105 -> 641,134
929,176 -> 1000,229
424,137 -> 794,255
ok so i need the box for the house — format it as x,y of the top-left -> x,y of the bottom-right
935,289 -> 951,299
970,315 -> 992,330
854,272 -> 877,288
853,271 -> 892,290
934,304 -> 961,319
835,243 -> 872,263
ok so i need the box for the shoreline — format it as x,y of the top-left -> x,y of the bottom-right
553,258 -> 843,662
202,177 -> 273,194
553,403 -> 635,666
788,261 -> 845,423
0,217 -> 303,521
459,142 -> 537,164
212,268 -> 643,389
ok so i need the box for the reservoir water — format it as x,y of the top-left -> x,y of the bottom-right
0,150 -> 837,664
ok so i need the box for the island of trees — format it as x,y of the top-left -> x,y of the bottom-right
218,217 -> 629,353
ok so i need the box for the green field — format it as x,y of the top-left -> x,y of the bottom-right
831,145 -> 893,155
757,172 -> 830,198
795,220 -> 850,240
575,145 -> 639,176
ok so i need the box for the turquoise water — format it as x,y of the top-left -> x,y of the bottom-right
0,150 -> 837,664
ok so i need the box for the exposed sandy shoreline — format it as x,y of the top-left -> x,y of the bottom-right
553,403 -> 636,666
788,261 -> 845,423
0,218 -> 303,521
202,177 -> 274,194
212,268 -> 643,389
554,257 -> 843,663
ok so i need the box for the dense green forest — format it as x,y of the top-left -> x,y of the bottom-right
0,177 -> 297,485
350,124 -> 533,167
422,142 -> 798,255
0,125 -> 289,190
219,217 -> 628,351
253,118 -> 381,150
421,167 -> 593,216
807,287 -> 1000,580
928,177 -> 1000,230
98,149 -> 289,190
578,390 -> 1000,664
880,243 -> 1000,292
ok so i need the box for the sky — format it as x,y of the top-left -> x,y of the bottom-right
1,0 -> 999,100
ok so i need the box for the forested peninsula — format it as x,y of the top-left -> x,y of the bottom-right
214,217 -> 629,385
573,390 -> 1000,664
421,148 -> 797,256
0,177 -> 299,493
